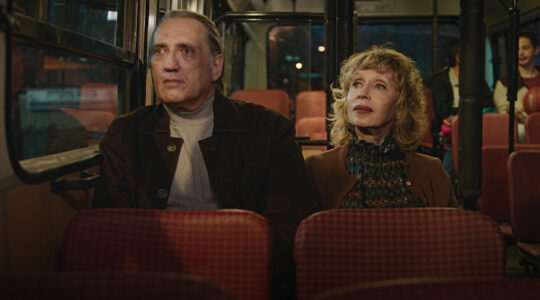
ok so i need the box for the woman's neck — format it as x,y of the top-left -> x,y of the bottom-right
354,127 -> 389,145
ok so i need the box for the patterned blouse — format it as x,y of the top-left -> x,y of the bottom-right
340,130 -> 424,208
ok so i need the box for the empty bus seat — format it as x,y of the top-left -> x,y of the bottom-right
0,272 -> 233,300
525,112 -> 540,144
479,144 -> 540,238
229,89 -> 290,117
508,150 -> 540,273
295,90 -> 326,122
61,209 -> 272,300
314,277 -> 540,300
296,117 -> 327,140
294,208 -> 505,300
451,114 -> 516,174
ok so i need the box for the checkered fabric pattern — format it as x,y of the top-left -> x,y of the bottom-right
508,150 -> 540,242
0,272 -> 233,300
314,277 -> 540,300
61,209 -> 272,300
294,208 -> 506,300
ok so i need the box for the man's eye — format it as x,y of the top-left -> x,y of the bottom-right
153,48 -> 165,55
183,47 -> 192,54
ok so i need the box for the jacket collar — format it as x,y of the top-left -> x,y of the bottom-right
137,91 -> 248,135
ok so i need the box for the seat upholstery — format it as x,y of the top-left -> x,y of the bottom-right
525,112 -> 540,144
295,90 -> 326,122
296,117 -> 327,140
61,209 -> 272,300
479,145 -> 540,227
229,89 -> 291,117
508,150 -> 540,269
0,272 -> 233,300
314,277 -> 540,300
451,114 -> 516,174
294,208 -> 505,300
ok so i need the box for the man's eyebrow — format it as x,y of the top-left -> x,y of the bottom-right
152,42 -> 167,49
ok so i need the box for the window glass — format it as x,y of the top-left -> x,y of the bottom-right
357,23 -> 460,79
267,25 -> 324,99
12,0 -> 125,47
10,41 -> 127,160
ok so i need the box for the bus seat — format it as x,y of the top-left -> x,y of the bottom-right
294,208 -> 505,300
421,88 -> 436,149
523,86 -> 540,114
508,150 -> 540,273
479,144 -> 540,239
229,89 -> 290,117
525,112 -> 540,144
0,272 -> 233,300
295,90 -> 326,123
451,114 -> 516,174
314,277 -> 540,300
296,117 -> 327,140
61,209 -> 272,300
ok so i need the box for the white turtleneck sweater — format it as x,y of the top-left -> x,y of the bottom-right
164,98 -> 217,209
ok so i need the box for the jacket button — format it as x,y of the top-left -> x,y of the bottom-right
157,188 -> 169,199
166,144 -> 177,153
405,180 -> 412,187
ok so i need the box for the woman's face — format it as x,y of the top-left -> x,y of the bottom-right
346,68 -> 400,137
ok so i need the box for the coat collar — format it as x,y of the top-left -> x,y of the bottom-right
137,91 -> 248,135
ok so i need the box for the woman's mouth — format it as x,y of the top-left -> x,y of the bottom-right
354,105 -> 373,113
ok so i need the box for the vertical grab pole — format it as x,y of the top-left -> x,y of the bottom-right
459,0 -> 484,210
507,0 -> 519,154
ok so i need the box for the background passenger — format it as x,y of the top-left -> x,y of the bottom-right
92,10 -> 318,300
306,47 -> 457,209
493,31 -> 540,143
429,38 -> 494,176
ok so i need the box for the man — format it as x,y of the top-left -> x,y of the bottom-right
93,10 -> 318,298
494,31 -> 540,142
429,38 -> 493,175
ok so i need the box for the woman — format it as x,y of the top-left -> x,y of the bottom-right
306,47 -> 457,209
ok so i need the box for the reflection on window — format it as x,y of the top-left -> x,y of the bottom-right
267,25 -> 324,100
12,0 -> 125,47
357,23 -> 459,79
10,41 -> 127,160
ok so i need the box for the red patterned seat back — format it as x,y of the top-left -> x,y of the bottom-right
229,89 -> 291,117
294,209 -> 505,300
314,277 -> 540,300
61,209 -> 272,300
525,112 -> 540,144
0,272 -> 233,300
508,150 -> 540,242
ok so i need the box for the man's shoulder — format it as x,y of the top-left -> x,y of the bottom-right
431,69 -> 450,84
219,94 -> 290,127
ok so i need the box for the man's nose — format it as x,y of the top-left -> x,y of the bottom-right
163,51 -> 180,71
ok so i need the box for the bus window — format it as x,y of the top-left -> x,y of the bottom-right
12,0 -> 131,49
6,0 -> 139,183
357,22 -> 459,79
267,25 -> 324,99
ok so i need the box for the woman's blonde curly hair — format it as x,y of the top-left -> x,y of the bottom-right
329,47 -> 427,151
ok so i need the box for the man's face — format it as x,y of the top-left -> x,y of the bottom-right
150,17 -> 223,112
518,36 -> 539,69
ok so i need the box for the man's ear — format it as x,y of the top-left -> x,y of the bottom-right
212,53 -> 224,82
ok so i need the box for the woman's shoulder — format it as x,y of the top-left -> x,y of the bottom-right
406,151 -> 443,171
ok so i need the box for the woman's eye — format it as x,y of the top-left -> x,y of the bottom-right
352,81 -> 361,87
376,83 -> 386,90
